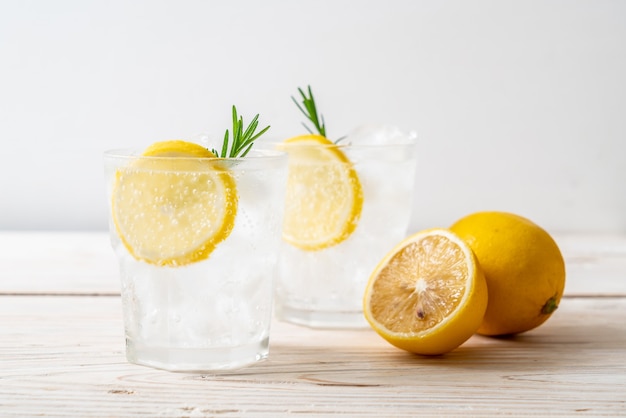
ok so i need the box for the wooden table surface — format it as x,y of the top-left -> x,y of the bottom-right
1,231 -> 625,417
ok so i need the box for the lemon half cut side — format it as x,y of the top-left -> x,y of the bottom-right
363,228 -> 488,355
112,140 -> 238,267
281,134 -> 363,251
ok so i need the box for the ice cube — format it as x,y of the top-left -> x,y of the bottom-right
344,124 -> 416,146
189,132 -> 221,153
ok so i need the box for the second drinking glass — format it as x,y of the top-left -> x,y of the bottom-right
274,130 -> 418,328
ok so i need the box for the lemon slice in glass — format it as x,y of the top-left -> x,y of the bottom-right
363,228 -> 488,355
112,140 -> 238,267
281,134 -> 363,251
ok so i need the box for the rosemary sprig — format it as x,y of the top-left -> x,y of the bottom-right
212,105 -> 270,158
292,85 -> 326,137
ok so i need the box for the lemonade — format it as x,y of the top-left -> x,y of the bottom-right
104,117 -> 286,371
275,128 -> 417,328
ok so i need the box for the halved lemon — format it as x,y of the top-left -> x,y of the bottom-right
112,140 -> 238,267
280,134 -> 363,251
363,228 -> 488,355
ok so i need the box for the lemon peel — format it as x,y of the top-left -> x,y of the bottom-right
450,211 -> 566,336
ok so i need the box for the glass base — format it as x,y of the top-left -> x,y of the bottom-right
276,304 -> 369,329
125,337 -> 269,372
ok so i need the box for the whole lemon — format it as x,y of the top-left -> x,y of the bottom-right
449,211 -> 566,336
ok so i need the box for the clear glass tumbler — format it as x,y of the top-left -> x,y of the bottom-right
275,130 -> 418,328
103,148 -> 287,372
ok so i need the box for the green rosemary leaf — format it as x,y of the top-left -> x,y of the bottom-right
220,130 -> 229,157
292,85 -> 326,137
213,105 -> 270,158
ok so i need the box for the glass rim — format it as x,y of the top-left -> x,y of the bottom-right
103,147 -> 287,162
258,140 -> 417,150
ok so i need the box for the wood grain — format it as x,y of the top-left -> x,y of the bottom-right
1,232 -> 625,416
2,232 -> 625,296
0,232 -> 118,294
1,295 -> 625,417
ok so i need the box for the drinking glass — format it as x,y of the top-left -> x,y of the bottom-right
275,128 -> 418,328
103,148 -> 287,371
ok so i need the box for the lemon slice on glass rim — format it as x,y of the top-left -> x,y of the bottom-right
280,134 -> 363,251
363,228 -> 488,355
111,140 -> 238,267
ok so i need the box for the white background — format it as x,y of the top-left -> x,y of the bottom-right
1,0 -> 624,233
